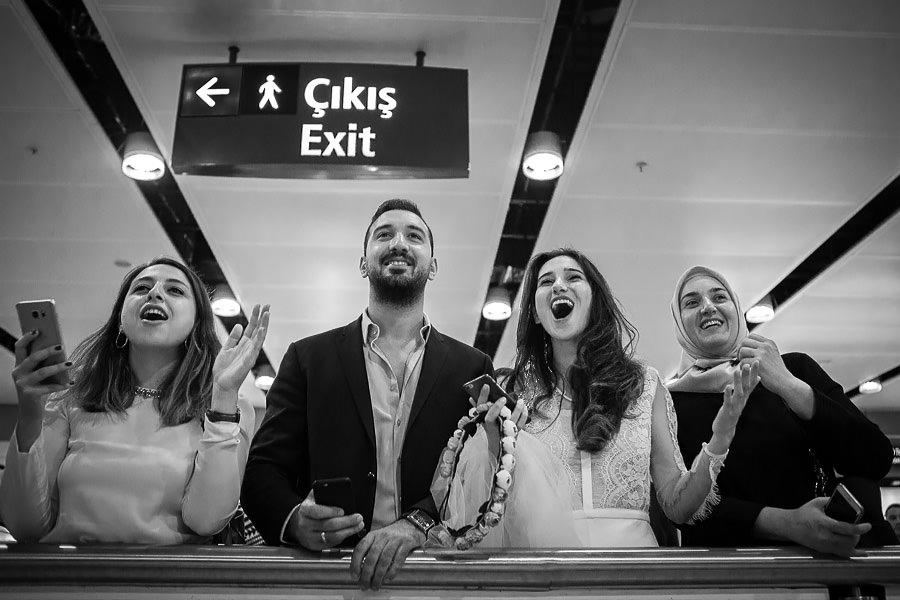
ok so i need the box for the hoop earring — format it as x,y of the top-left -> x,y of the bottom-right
115,328 -> 128,349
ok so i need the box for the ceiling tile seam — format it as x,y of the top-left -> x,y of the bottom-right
562,194 -> 860,206
99,6 -> 549,25
182,186 -> 506,197
592,122 -> 900,140
0,106 -> 82,113
626,21 -> 900,40
0,181 -> 136,188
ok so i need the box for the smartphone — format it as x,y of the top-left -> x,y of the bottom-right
313,477 -> 356,516
462,373 -> 516,411
16,299 -> 68,386
824,483 -> 864,524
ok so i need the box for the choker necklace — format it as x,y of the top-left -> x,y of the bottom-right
134,386 -> 161,399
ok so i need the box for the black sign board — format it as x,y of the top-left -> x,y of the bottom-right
172,62 -> 469,179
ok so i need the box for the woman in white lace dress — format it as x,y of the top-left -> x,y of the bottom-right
440,249 -> 757,548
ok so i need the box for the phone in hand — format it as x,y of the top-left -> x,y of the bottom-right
313,477 -> 356,516
16,299 -> 68,386
824,483 -> 864,524
462,374 -> 516,411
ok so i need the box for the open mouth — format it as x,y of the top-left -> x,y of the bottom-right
140,305 -> 168,322
700,318 -> 723,330
551,297 -> 574,319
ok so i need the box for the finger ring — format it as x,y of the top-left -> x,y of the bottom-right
320,531 -> 327,545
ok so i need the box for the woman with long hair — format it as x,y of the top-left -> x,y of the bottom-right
668,265 -> 894,555
1,256 -> 269,543
437,249 -> 754,547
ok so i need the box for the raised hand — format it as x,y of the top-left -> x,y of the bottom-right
709,360 -> 759,453
212,304 -> 270,396
737,333 -> 793,394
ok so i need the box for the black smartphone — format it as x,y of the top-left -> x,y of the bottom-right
462,374 -> 516,411
313,477 -> 356,516
16,299 -> 68,386
824,483 -> 864,524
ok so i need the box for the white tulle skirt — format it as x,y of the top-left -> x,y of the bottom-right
431,427 -> 658,549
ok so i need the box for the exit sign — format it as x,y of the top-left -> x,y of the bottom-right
172,62 -> 469,179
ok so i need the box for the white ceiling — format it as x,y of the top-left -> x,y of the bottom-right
1,0 -> 898,423
493,0 -> 900,414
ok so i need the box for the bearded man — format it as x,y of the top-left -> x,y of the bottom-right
242,199 -> 493,590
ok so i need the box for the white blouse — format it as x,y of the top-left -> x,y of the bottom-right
524,366 -> 723,524
0,392 -> 253,544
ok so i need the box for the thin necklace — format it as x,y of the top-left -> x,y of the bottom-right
134,386 -> 161,399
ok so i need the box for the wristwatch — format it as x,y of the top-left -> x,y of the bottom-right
206,408 -> 241,423
403,508 -> 436,536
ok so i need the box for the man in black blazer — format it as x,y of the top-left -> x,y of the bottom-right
242,199 -> 493,589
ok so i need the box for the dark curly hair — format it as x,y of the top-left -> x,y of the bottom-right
503,248 -> 644,453
66,256 -> 220,427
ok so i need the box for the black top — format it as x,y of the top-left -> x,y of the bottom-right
671,352 -> 893,547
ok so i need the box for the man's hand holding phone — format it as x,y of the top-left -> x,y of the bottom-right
287,487 -> 365,550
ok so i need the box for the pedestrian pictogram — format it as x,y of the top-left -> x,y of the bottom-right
258,75 -> 281,109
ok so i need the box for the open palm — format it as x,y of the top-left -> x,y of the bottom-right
213,303 -> 270,393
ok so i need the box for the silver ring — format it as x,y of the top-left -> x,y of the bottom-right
320,531 -> 327,545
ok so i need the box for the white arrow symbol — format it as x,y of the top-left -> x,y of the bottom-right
196,77 -> 230,107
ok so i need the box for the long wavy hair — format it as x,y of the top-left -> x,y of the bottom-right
66,256 -> 220,426
503,249 -> 644,453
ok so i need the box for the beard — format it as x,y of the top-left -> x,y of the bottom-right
367,256 -> 430,307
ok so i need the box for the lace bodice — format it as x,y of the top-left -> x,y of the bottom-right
524,367 -> 665,513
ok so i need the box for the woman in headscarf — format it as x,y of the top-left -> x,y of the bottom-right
668,265 -> 894,556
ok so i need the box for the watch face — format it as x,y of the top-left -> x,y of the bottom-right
407,510 -> 435,532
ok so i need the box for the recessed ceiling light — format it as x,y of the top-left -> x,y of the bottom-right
522,131 -> 564,181
482,287 -> 511,321
858,380 -> 882,395
211,297 -> 241,317
254,375 -> 274,391
746,295 -> 775,323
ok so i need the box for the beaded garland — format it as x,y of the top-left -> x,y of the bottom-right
430,402 -> 520,550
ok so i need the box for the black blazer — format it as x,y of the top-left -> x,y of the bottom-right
242,317 -> 493,545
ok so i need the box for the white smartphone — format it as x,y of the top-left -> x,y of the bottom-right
16,299 -> 68,386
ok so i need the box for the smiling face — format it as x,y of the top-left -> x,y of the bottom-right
119,264 -> 197,351
533,255 -> 593,343
360,209 -> 436,305
678,275 -> 739,356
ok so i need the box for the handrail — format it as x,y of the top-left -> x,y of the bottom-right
1,544 -> 899,591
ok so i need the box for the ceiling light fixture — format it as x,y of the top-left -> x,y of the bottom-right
121,131 -> 165,181
211,286 -> 241,317
254,375 -> 275,391
483,266 -> 514,321
522,131 -> 564,181
858,380 -> 883,395
482,286 -> 512,321
746,295 -> 775,323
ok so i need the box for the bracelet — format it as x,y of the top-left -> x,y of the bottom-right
206,408 -> 240,423
701,442 -> 728,472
